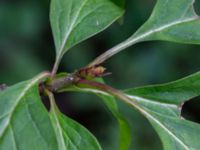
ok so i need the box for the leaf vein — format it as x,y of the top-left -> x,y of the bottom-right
0,73 -> 47,138
25,101 -> 49,147
58,0 -> 89,56
9,125 -> 18,150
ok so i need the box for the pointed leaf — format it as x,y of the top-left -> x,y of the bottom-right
50,0 -> 124,61
0,73 -> 58,150
70,72 -> 200,150
132,0 -> 200,44
47,91 -> 102,150
126,71 -> 200,105
124,72 -> 200,150
125,71 -> 200,117
90,0 -> 200,65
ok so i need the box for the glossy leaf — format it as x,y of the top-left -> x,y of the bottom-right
0,73 -> 58,150
50,0 -> 124,62
47,90 -> 102,150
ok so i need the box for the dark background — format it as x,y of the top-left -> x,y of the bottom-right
0,0 -> 200,149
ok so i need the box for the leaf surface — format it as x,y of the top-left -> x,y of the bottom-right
124,72 -> 200,150
132,0 -> 200,44
47,90 -> 102,150
0,73 -> 58,150
90,0 -> 200,65
50,0 -> 124,62
72,72 -> 200,150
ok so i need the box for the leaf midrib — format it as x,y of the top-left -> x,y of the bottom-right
9,124 -> 18,150
51,110 -> 67,150
0,73 -> 47,139
125,97 -> 190,150
133,0 -> 196,43
25,100 -> 49,147
58,0 -> 89,58
74,87 -> 178,108
89,16 -> 199,66
126,17 -> 198,50
75,87 -> 190,149
127,94 -> 178,108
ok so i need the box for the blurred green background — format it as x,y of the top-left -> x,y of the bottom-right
1,0 -> 200,149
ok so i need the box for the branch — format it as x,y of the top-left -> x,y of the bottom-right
46,73 -> 79,92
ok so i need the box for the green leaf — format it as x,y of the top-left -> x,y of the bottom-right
132,0 -> 200,44
47,90 -> 102,150
50,0 -> 124,62
126,71 -> 200,105
59,84 -> 131,150
124,71 -> 200,118
72,72 -> 200,149
0,73 -> 58,150
89,0 -> 200,66
123,71 -> 200,150
146,111 -> 200,150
